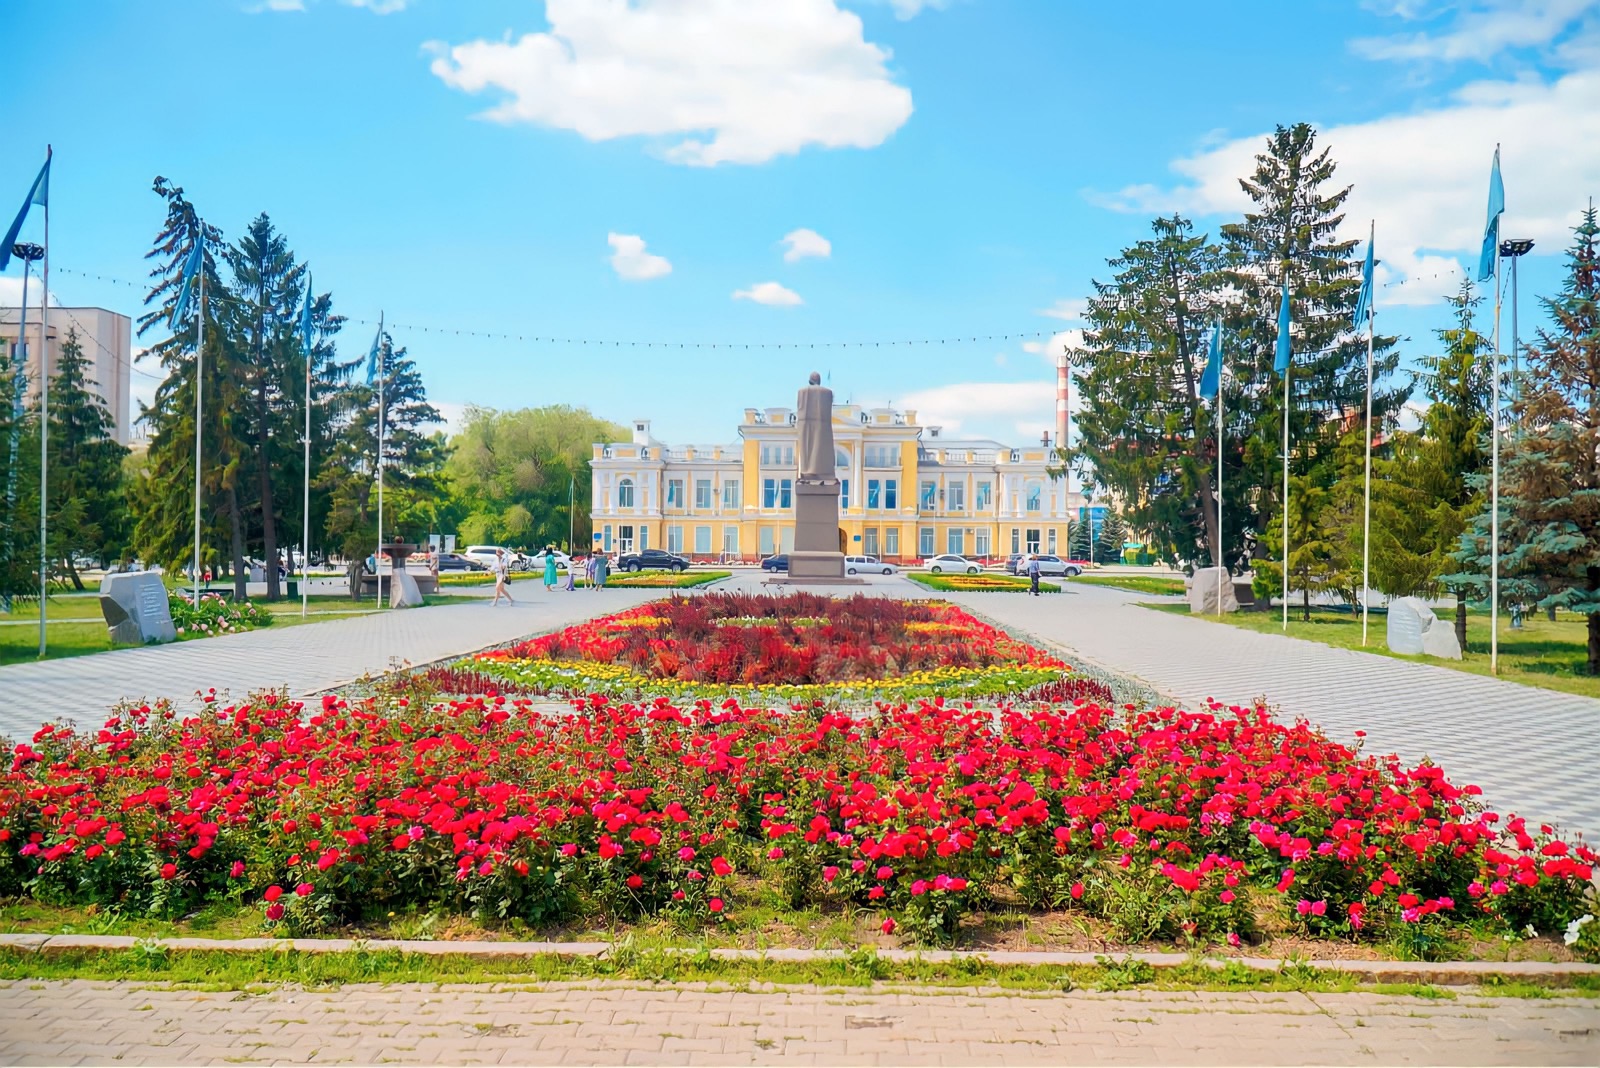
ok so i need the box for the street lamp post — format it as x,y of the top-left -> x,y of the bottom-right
1498,239 -> 1534,429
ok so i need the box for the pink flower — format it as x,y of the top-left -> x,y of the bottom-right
1296,899 -> 1312,916
708,897 -> 724,913
1070,882 -> 1085,900
266,903 -> 285,921
264,885 -> 284,902
294,882 -> 313,897
711,856 -> 733,877
880,918 -> 896,934
160,863 -> 177,880
1276,868 -> 1295,893
1311,900 -> 1326,917
560,843 -> 579,857
768,847 -> 785,860
910,879 -> 929,896
876,866 -> 894,880
626,874 -> 643,889
822,866 -> 840,883
1227,932 -> 1241,948
1219,890 -> 1235,904
678,847 -> 696,862
230,861 -> 245,879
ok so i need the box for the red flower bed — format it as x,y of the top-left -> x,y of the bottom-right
484,592 -> 1063,686
2,692 -> 1592,951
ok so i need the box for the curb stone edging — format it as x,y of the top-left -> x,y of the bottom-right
3,933 -> 1595,986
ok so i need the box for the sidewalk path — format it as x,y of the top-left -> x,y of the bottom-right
0,584 -> 657,742
958,585 -> 1600,839
1,979 -> 1594,1066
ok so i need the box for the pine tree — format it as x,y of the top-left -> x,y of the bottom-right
1452,205 -> 1600,672
1071,215 -> 1233,569
40,329 -> 129,589
1096,510 -> 1128,563
1221,124 -> 1406,550
1068,515 -> 1093,562
1256,474 -> 1337,621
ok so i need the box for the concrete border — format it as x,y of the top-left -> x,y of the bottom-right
3,933 -> 1595,986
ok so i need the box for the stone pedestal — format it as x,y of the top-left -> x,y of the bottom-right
1188,567 -> 1240,614
391,569 -> 424,608
767,480 -> 862,586
100,571 -> 177,645
1387,596 -> 1462,660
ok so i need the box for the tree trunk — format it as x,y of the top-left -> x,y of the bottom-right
1548,604 -> 1557,622
1302,580 -> 1311,622
228,483 -> 247,601
64,556 -> 83,592
1455,592 -> 1468,652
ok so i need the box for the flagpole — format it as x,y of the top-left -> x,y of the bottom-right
1490,216 -> 1503,676
376,316 -> 385,609
192,243 -> 205,610
1282,359 -> 1290,632
1216,366 -> 1224,618
301,295 -> 312,620
37,160 -> 50,658
1361,221 -> 1375,647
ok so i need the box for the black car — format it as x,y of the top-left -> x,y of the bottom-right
617,548 -> 690,573
436,552 -> 486,572
1005,553 -> 1024,575
760,554 -> 789,572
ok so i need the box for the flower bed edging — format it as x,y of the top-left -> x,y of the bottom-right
3,932 -> 1596,988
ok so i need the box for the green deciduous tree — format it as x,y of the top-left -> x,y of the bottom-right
41,329 -> 129,589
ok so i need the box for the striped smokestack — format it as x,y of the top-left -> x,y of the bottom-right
1055,347 -> 1069,451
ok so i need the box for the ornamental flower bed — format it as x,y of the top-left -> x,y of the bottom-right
1,692 -> 1594,958
468,593 -> 1074,704
168,592 -> 274,640
907,572 -> 1061,594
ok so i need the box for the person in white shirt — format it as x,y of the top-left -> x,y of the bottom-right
490,548 -> 514,606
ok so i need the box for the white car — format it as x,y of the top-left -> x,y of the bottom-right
925,554 -> 980,574
845,555 -> 895,576
527,549 -> 572,571
1018,554 -> 1082,578
463,545 -> 523,570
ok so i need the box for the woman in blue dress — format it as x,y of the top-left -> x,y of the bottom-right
543,546 -> 559,592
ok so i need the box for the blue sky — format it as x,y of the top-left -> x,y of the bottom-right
3,0 -> 1598,448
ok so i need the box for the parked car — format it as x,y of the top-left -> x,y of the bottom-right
925,554 -> 980,574
844,555 -> 895,576
435,552 -> 486,572
1016,554 -> 1082,578
462,545 -> 529,570
760,554 -> 789,572
527,549 -> 572,571
618,548 -> 690,573
1004,553 -> 1025,575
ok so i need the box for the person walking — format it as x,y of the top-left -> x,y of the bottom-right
564,554 -> 579,592
1026,554 -> 1042,597
593,551 -> 609,591
543,546 -> 559,592
490,548 -> 514,606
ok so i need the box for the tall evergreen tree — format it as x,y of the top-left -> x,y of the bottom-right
1452,206 -> 1600,672
40,329 -> 129,589
1096,509 -> 1129,563
1072,215 -> 1233,569
1256,474 -> 1337,621
1220,124 -> 1406,556
1068,515 -> 1093,562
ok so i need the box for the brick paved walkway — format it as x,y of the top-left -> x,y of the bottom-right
958,585 -> 1600,839
0,583 -> 659,742
1,979 -> 1595,1065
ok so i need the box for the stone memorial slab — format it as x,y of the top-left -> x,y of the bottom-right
390,568 -> 424,608
100,571 -> 177,646
1188,567 -> 1239,614
1420,614 -> 1463,660
1386,597 -> 1428,655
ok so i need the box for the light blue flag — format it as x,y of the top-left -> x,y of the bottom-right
0,149 -> 51,273
1274,280 -> 1293,375
1199,321 -> 1222,401
168,236 -> 205,332
300,275 -> 315,358
366,315 -> 383,384
1353,234 -> 1374,326
1477,148 -> 1504,282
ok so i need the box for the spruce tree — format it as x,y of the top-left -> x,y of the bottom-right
1452,205 -> 1600,672
1096,510 -> 1129,563
40,329 -> 129,589
1068,516 -> 1093,562
1257,474 -> 1337,621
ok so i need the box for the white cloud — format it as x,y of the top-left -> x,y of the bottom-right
430,400 -> 468,435
427,0 -> 913,167
343,0 -> 408,11
1352,0 -> 1597,63
733,281 -> 804,306
0,277 -> 58,308
247,0 -> 306,10
1085,69 -> 1600,305
1038,297 -> 1087,322
1021,330 -> 1081,362
898,380 -> 1071,441
781,228 -> 832,262
607,233 -> 672,281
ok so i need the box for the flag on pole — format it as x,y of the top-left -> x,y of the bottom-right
1353,234 -> 1375,326
366,316 -> 384,384
1199,321 -> 1222,400
0,150 -> 50,273
1477,147 -> 1504,282
169,237 -> 205,331
300,275 -> 315,357
1273,280 -> 1293,374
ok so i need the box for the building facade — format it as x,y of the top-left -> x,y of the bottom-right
0,306 -> 134,445
590,402 -> 1083,563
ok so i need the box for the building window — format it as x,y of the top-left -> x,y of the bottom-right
885,479 -> 897,510
666,526 -> 683,553
919,527 -> 935,556
948,483 -> 965,512
865,443 -> 900,468
780,479 -> 793,509
864,528 -> 879,556
947,529 -> 965,556
867,479 -> 880,509
884,527 -> 899,556
1048,528 -> 1058,554
840,479 -> 850,507
762,479 -> 778,509
835,447 -> 850,473
695,525 -> 711,554
603,525 -> 612,551
760,443 -> 795,467
1011,528 -> 1020,554
695,479 -> 712,510
976,481 -> 992,510
617,478 -> 635,509
640,527 -> 649,550
975,529 -> 990,558
723,480 -> 740,510
667,479 -> 684,508
619,525 -> 635,554
1026,481 -> 1042,512
920,481 -> 936,510
723,526 -> 738,555
1026,528 -> 1041,553
760,527 -> 775,556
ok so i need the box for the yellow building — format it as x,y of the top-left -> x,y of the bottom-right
590,403 -> 1083,564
